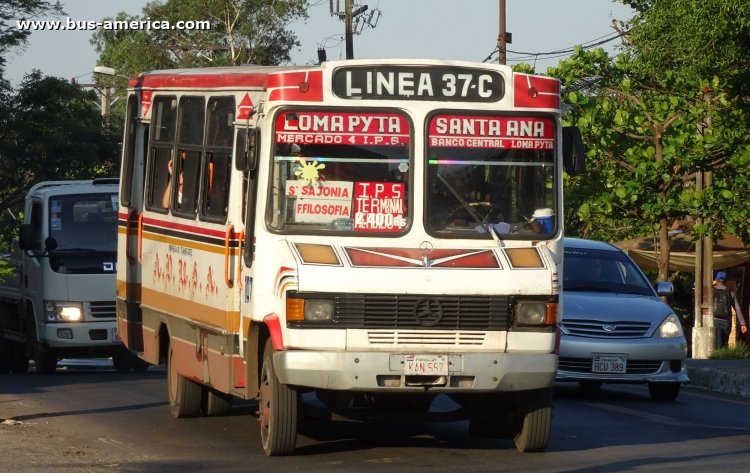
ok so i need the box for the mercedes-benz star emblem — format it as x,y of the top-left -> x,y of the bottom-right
419,241 -> 434,267
414,298 -> 442,326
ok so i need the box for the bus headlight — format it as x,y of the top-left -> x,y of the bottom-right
304,300 -> 334,321
44,301 -> 83,322
515,301 -> 552,326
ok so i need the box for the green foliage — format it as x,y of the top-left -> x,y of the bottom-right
0,71 -> 121,221
90,0 -> 309,78
0,1 -> 63,70
709,341 -> 750,360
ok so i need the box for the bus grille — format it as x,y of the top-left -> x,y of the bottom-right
88,301 -> 116,319
331,294 -> 510,330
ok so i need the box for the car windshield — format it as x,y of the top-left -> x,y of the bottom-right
563,247 -> 654,296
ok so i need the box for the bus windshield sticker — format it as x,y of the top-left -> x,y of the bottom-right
353,182 -> 406,232
429,115 -> 554,150
276,111 -> 409,146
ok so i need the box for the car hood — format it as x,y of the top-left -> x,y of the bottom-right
562,291 -> 673,323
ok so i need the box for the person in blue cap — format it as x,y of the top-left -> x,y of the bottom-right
713,271 -> 747,347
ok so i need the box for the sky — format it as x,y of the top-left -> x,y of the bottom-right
4,0 -> 635,87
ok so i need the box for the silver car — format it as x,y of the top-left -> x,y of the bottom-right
556,237 -> 689,401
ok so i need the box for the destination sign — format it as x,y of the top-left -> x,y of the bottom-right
332,66 -> 504,102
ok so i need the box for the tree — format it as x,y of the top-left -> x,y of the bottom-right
551,48 -> 748,281
91,0 -> 309,77
619,0 -> 750,99
0,71 -> 121,221
0,0 -> 63,71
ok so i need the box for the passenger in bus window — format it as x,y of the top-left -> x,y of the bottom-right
162,158 -> 183,208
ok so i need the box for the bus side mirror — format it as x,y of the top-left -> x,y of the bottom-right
562,126 -> 586,176
235,128 -> 259,172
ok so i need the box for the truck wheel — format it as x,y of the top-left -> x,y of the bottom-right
11,342 -> 29,373
202,386 -> 233,417
34,349 -> 58,374
112,347 -> 134,372
167,342 -> 201,418
0,336 -> 12,373
259,339 -> 298,456
512,388 -> 552,453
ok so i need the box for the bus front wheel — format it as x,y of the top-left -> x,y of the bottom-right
258,339 -> 298,456
512,388 -> 552,453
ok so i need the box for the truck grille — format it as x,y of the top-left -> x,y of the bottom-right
325,293 -> 511,330
88,301 -> 116,319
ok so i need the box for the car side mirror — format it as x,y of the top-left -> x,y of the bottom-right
655,281 -> 674,297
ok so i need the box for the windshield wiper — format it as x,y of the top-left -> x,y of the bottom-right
436,173 -> 503,246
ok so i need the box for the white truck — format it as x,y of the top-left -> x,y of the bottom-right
0,179 -> 146,373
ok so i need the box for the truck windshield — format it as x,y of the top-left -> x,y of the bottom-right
48,193 -> 119,252
267,110 -> 411,235
425,113 -> 556,239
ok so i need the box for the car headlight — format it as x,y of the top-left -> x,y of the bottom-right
657,314 -> 683,338
515,301 -> 554,325
44,301 -> 83,322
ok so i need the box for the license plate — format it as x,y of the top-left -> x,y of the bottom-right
113,327 -> 121,342
403,354 -> 448,375
592,355 -> 627,374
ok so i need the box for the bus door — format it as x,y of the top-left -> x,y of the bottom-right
118,94 -> 149,351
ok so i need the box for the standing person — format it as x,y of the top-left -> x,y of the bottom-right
713,271 -> 747,347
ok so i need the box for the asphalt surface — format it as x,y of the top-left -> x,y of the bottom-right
685,358 -> 750,398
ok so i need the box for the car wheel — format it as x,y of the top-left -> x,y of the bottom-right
648,382 -> 681,401
513,388 -> 552,452
579,381 -> 603,393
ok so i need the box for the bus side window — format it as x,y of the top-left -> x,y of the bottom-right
145,96 -> 177,212
201,96 -> 234,222
172,96 -> 205,218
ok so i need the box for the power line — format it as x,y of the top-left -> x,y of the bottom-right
482,30 -> 627,65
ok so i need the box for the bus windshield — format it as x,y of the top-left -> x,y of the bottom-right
425,113 -> 556,239
268,110 -> 411,235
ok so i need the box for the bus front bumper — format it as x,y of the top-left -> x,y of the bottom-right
273,350 -> 557,392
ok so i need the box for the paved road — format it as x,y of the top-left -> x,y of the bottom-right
1,359 -> 749,472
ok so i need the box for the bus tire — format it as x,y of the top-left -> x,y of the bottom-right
513,388 -> 552,453
167,342 -> 202,418
202,387 -> 233,417
259,339 -> 298,456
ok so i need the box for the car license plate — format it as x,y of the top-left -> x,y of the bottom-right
592,355 -> 627,374
113,327 -> 121,342
403,354 -> 448,375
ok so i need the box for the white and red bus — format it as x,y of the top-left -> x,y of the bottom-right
116,59 -> 584,455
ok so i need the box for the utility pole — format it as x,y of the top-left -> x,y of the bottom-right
693,169 -> 715,358
498,0 -> 506,64
497,0 -> 511,65
345,0 -> 354,59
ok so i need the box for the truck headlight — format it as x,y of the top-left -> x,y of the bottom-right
44,301 -> 83,322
